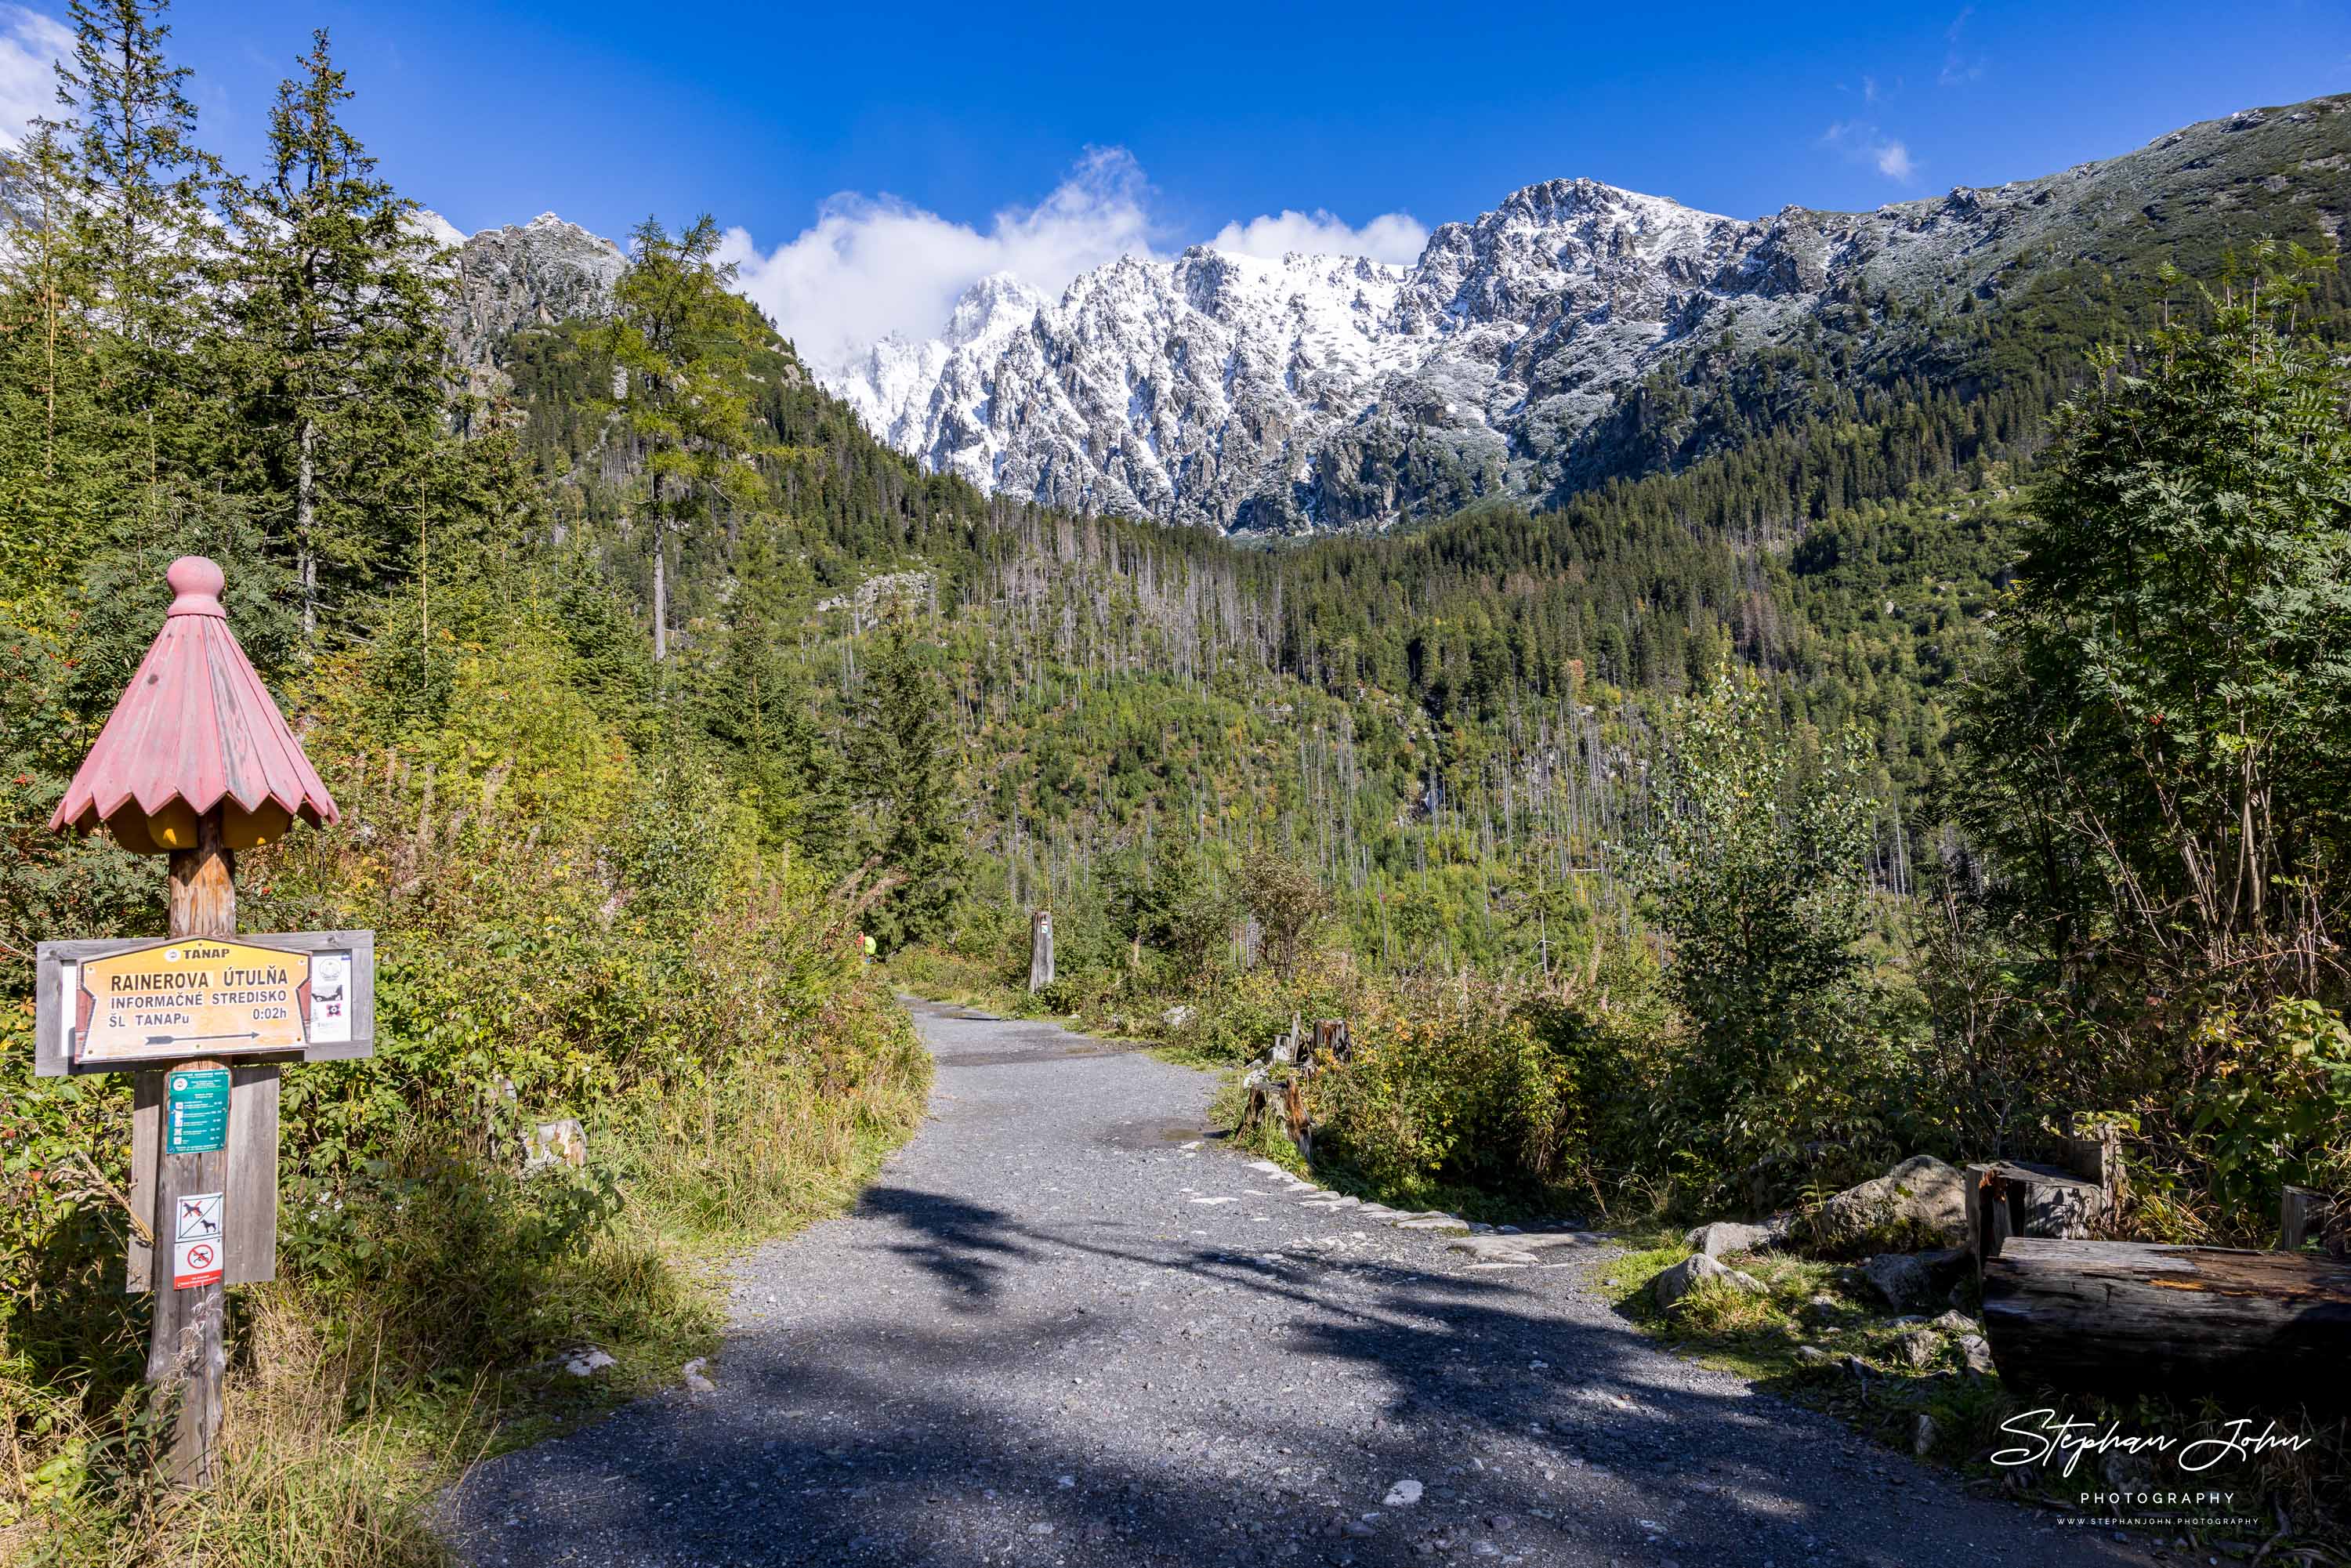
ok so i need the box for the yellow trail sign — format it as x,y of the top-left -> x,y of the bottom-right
73,938 -> 310,1064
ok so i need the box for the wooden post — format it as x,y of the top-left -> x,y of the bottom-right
147,809 -> 232,1488
1028,909 -> 1054,993
2280,1186 -> 2324,1252
1965,1164 -> 2012,1271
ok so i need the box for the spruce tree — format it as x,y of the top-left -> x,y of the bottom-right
848,626 -> 963,950
0,121 -> 115,588
51,0 -> 217,494
602,215 -> 769,661
219,30 -> 449,643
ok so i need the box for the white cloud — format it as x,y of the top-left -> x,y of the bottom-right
721,147 -> 1161,374
0,5 -> 71,150
1208,208 -> 1428,265
1940,6 -> 1985,85
1823,120 -> 1919,185
720,147 -> 1436,371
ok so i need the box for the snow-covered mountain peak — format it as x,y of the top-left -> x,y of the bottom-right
806,96 -> 2351,534
942,271 -> 1046,349
816,174 -> 1763,532
411,208 -> 469,251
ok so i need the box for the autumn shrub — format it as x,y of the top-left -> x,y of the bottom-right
0,600 -> 933,1556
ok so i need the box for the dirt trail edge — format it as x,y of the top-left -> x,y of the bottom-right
440,998 -> 2140,1568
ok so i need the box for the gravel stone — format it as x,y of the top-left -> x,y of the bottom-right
437,998 -> 2144,1566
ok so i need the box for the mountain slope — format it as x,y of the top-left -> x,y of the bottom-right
822,96 -> 2351,534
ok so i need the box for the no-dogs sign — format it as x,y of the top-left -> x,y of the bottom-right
172,1190 -> 225,1290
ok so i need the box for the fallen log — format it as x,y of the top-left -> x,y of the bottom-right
1982,1238 -> 2351,1407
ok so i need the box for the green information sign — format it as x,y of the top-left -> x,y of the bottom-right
165,1067 -> 230,1155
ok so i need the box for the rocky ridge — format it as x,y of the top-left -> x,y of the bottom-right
435,95 -> 2351,533
443,211 -> 627,386
823,96 -> 2351,534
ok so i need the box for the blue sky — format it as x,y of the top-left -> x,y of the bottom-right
5,0 -> 2347,365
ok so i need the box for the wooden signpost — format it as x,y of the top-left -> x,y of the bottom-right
34,557 -> 373,1487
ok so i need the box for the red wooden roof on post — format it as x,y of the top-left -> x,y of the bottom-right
50,557 -> 339,850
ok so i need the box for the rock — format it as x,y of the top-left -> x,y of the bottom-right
447,215 -> 629,393
812,570 -> 934,621
681,1356 -> 715,1393
1384,1479 -> 1423,1507
1396,1215 -> 1470,1232
563,1347 -> 615,1377
1449,1236 -> 1541,1266
1683,1220 -> 1778,1258
1794,1345 -> 1831,1366
1894,1327 -> 1940,1369
1651,1251 -> 1766,1311
1806,1156 -> 1970,1254
1860,1247 -> 1972,1311
1912,1414 -> 1938,1456
1930,1309 -> 1979,1335
523,1117 -> 587,1174
1802,1292 -> 1845,1324
1958,1334 -> 1996,1376
2100,1449 -> 2154,1490
1161,1004 -> 1196,1030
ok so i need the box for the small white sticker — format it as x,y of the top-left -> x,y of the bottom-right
309,952 -> 351,1044
56,961 -> 78,1059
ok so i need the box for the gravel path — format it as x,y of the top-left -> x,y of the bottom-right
440,998 -> 2144,1567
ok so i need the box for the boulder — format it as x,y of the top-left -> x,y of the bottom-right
1894,1327 -> 1941,1368
1683,1220 -> 1779,1258
1806,1156 -> 1969,1255
1957,1334 -> 1996,1376
524,1117 -> 587,1174
1860,1247 -> 1973,1311
1651,1251 -> 1766,1311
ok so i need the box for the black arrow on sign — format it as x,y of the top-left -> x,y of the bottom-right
145,1030 -> 259,1047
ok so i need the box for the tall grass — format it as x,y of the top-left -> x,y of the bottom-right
0,990 -> 931,1566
